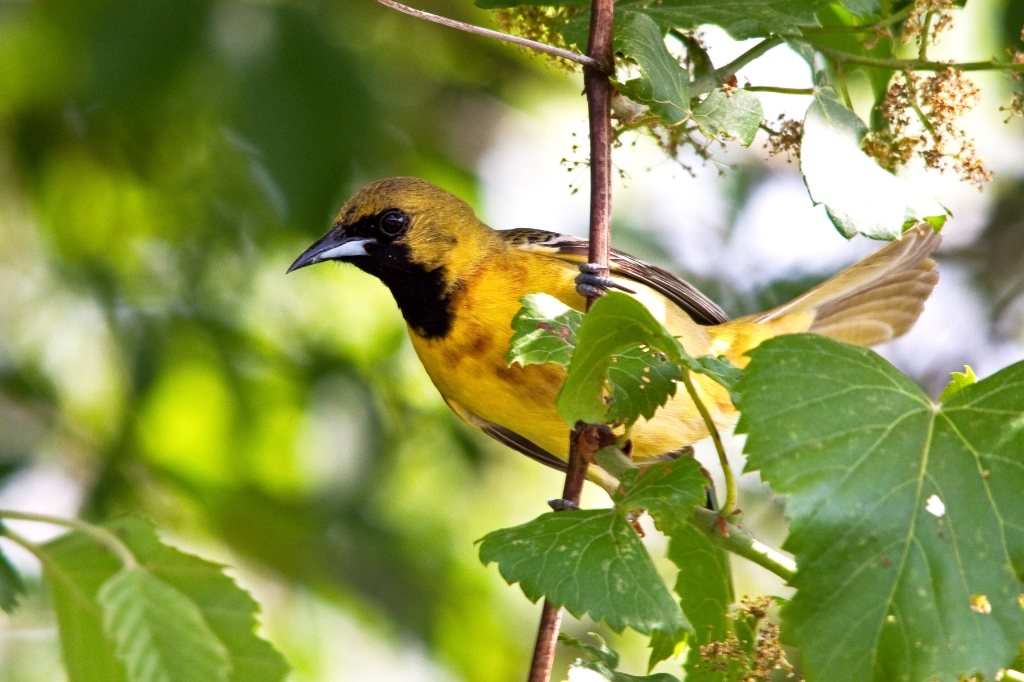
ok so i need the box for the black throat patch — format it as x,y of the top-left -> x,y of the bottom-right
352,242 -> 454,340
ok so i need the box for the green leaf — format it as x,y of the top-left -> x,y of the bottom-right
478,509 -> 687,635
614,0 -> 835,40
939,365 -> 977,402
506,293 -> 583,369
0,525 -> 26,614
557,293 -> 677,426
614,12 -> 690,125
559,632 -> 620,669
667,524 -> 734,678
562,633 -> 681,682
800,87 -> 947,240
41,515 -> 289,682
557,292 -> 738,427
692,355 -> 743,404
735,335 -> 1024,682
606,345 -> 683,425
692,89 -> 763,146
613,457 -> 707,534
98,567 -> 231,682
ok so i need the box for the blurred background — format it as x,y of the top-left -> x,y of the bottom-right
0,0 -> 1022,680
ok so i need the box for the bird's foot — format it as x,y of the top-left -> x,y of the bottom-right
548,498 -> 581,512
575,262 -> 636,298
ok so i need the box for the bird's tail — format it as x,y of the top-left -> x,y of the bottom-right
711,224 -> 941,358
752,224 -> 942,347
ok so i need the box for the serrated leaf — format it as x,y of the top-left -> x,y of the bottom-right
559,632 -> 621,669
507,293 -> 583,369
613,457 -> 707,534
614,0 -> 835,40
562,630 -> 682,681
692,89 -> 763,146
735,335 -> 1024,682
800,87 -> 947,240
41,516 -> 288,682
572,662 -> 681,682
667,524 -> 734,678
98,567 -> 231,682
614,12 -> 690,125
557,292 -> 737,428
0,525 -> 26,614
606,345 -> 683,425
478,509 -> 687,635
939,365 -> 977,402
692,355 -> 743,403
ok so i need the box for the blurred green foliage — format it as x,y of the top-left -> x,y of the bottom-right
1,0 -> 1023,681
0,1 -> 570,680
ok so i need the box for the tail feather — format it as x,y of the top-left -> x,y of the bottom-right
756,224 -> 941,347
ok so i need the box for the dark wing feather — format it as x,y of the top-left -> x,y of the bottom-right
502,229 -> 729,325
478,423 -> 568,472
444,396 -> 567,472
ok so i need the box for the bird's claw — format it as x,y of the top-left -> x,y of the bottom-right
548,498 -> 581,511
575,263 -> 636,298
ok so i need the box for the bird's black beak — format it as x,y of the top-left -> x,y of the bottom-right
287,230 -> 377,273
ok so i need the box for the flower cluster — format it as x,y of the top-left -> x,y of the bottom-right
695,595 -> 800,681
861,69 -> 992,188
493,7 -> 578,71
903,0 -> 955,46
762,115 -> 804,163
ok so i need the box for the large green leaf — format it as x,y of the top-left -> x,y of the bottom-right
98,567 -> 231,682
507,293 -> 583,369
556,292 -> 738,427
606,345 -> 683,425
478,509 -> 687,635
614,0 -> 834,40
668,524 -> 734,678
614,12 -> 690,125
613,457 -> 707,534
41,516 -> 289,682
735,335 -> 1024,682
692,89 -> 763,146
800,87 -> 947,240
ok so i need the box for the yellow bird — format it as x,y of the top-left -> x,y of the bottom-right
289,177 -> 940,478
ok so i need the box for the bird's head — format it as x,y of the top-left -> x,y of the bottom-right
287,177 -> 486,280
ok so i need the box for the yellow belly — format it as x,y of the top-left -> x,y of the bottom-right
409,251 -> 740,462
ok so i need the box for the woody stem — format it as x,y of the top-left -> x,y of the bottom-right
527,0 -> 615,679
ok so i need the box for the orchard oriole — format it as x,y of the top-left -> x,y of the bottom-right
289,177 -> 939,475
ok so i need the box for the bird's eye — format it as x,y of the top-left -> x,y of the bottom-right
378,210 -> 408,237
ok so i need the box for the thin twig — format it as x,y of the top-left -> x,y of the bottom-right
528,426 -> 593,682
743,86 -> 815,95
0,509 -> 138,568
808,41 -> 1024,72
679,373 -> 737,517
690,508 -> 796,581
903,71 -> 938,137
375,0 -> 602,71
835,60 -> 854,109
692,36 -> 784,97
918,10 -> 934,61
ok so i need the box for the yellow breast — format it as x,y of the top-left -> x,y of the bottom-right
409,247 -> 739,462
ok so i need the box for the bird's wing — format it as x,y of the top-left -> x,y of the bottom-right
755,224 -> 941,346
502,229 -> 730,325
443,396 -> 568,472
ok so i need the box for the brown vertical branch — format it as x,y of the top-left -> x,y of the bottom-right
584,0 -> 616,309
526,0 -> 615,680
